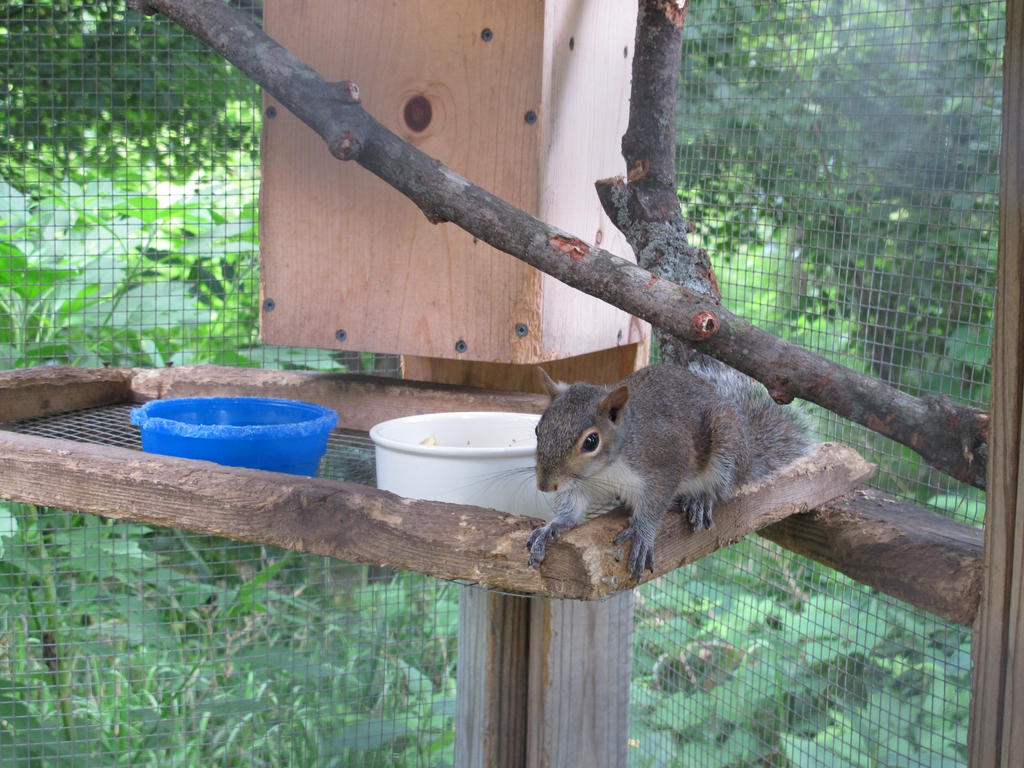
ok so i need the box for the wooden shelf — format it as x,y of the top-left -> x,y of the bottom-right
0,365 -> 980,620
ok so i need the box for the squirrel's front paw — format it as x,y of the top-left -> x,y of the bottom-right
612,523 -> 655,579
526,524 -> 557,568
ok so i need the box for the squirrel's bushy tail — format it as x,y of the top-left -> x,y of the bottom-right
687,355 -> 811,480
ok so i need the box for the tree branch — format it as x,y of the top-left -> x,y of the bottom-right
596,0 -> 715,365
130,0 -> 988,489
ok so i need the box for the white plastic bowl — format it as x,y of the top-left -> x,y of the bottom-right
369,411 -> 551,520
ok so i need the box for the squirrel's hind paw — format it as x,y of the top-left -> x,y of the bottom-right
678,492 -> 714,531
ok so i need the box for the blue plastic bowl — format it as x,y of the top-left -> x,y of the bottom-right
130,397 -> 338,476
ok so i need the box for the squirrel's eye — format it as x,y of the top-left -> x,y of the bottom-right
581,432 -> 600,453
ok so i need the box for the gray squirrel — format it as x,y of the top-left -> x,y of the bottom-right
526,358 -> 811,579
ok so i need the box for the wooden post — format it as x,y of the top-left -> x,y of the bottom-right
456,587 -> 530,766
969,0 -> 1024,764
527,593 -> 634,767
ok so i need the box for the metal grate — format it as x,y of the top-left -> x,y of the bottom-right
2,404 -> 379,485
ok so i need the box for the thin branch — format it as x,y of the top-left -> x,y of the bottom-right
596,0 -> 714,365
130,0 -> 988,489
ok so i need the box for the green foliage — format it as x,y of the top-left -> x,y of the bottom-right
0,176 -> 251,367
0,1 -> 259,185
0,502 -> 458,767
629,540 -> 971,767
0,174 -> 363,371
678,0 -> 1000,409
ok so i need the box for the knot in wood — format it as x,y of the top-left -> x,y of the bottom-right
691,310 -> 718,339
337,80 -> 361,103
329,130 -> 361,161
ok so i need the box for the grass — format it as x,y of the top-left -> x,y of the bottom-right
0,504 -> 459,767
0,501 -> 971,767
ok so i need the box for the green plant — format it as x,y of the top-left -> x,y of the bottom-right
677,0 -> 1000,408
0,174 -> 381,372
0,2 -> 259,185
630,540 -> 970,768
0,502 -> 459,767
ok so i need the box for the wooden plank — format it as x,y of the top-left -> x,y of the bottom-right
455,587 -> 530,767
260,0 -> 640,363
527,591 -> 634,768
534,442 -> 875,595
0,433 -> 870,599
259,0 -> 543,359
402,339 -> 650,393
759,490 -> 984,627
127,365 -> 549,430
0,366 -> 133,422
970,0 -> 1024,763
535,0 -> 644,362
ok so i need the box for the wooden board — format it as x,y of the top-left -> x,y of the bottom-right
259,0 -> 645,363
527,592 -> 634,767
0,433 -> 872,600
760,489 -> 984,627
127,365 -> 549,430
969,0 -> 1024,762
403,338 -> 650,393
0,366 -> 132,422
455,587 -> 530,767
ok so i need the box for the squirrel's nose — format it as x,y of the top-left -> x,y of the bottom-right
535,469 -> 558,493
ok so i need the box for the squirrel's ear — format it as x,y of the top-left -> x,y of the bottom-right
537,367 -> 565,397
601,385 -> 630,424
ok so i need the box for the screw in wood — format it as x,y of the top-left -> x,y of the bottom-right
455,339 -> 468,354
336,329 -> 348,343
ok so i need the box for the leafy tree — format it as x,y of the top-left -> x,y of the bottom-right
677,0 -> 1001,407
0,1 -> 259,186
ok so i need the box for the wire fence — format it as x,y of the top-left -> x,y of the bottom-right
0,1 -> 1001,766
636,2 -> 998,766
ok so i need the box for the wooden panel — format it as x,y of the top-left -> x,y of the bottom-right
0,366 -> 132,422
970,0 -> 1024,763
455,588 -> 529,767
402,338 -> 650,393
261,0 -> 543,360
536,0 -> 644,359
527,592 -> 634,768
260,0 -> 644,363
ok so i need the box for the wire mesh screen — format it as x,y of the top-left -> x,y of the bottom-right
0,1 -> 1002,766
629,2 -> 999,767
2,407 -> 457,766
